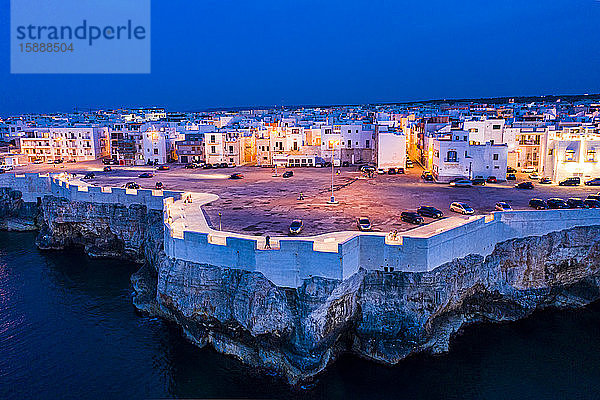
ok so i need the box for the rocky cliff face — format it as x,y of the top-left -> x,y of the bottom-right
0,188 -> 39,231
151,226 -> 600,384
35,195 -> 164,263
3,190 -> 600,385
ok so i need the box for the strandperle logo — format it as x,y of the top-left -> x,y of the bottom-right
15,20 -> 148,46
11,0 -> 151,74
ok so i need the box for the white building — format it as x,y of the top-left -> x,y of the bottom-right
376,130 -> 406,171
19,126 -> 109,163
542,126 -> 600,182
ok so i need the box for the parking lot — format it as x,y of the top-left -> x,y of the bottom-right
11,161 -> 600,236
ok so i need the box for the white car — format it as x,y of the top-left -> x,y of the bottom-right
529,173 -> 540,180
377,168 -> 386,175
521,166 -> 536,173
449,179 -> 472,188
450,202 -> 474,215
495,201 -> 512,211
289,219 -> 303,235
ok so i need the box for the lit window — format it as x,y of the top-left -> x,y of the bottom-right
587,150 -> 596,162
565,150 -> 575,161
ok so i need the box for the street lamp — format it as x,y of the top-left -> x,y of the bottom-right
218,212 -> 222,231
327,140 -> 340,205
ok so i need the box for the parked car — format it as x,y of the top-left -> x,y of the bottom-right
417,206 -> 443,218
546,198 -> 569,209
421,171 -> 434,181
559,177 -> 580,186
471,178 -> 486,186
139,172 -> 154,178
360,165 -> 375,173
83,172 -> 95,179
157,165 -> 170,171
289,219 -> 303,235
539,177 -> 552,184
515,181 -> 534,189
401,211 -> 424,225
102,158 -> 112,165
495,202 -> 512,211
124,182 -> 140,189
529,198 -> 547,210
486,176 -> 497,183
103,166 -> 112,172
184,163 -> 199,169
529,173 -> 540,180
588,194 -> 600,201
356,217 -> 372,231
521,166 -> 536,173
507,166 -> 517,173
0,165 -> 14,171
584,198 -> 600,208
342,161 -> 350,167
387,168 -> 398,175
567,198 -> 587,208
229,173 -> 244,179
0,169 -> 5,174
66,159 -> 76,163
377,168 -> 386,175
405,159 -> 413,168
450,179 -> 472,188
219,162 -> 229,168
282,171 -> 294,178
155,182 -> 164,190
450,202 -> 474,215
585,178 -> 600,186
324,161 -> 332,168
202,163 -> 213,169
54,159 -> 64,164
506,173 -> 516,180
33,158 -> 43,164
314,162 -> 324,168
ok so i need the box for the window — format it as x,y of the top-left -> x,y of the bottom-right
463,136 -> 467,141
587,150 -> 596,162
565,150 -> 575,161
154,149 -> 159,155
493,154 -> 498,160
210,135 -> 215,143
549,149 -> 553,156
366,140 -> 370,148
229,145 -> 233,153
446,150 -> 458,162
347,140 -> 351,148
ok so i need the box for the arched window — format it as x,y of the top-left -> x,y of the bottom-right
447,150 -> 457,162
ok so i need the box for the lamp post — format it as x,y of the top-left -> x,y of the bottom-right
327,140 -> 340,205
218,212 -> 222,231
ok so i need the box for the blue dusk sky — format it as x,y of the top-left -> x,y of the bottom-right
1,0 -> 600,114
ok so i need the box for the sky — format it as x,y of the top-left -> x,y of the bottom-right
1,0 -> 600,114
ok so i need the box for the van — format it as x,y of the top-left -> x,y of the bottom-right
558,177 -> 580,186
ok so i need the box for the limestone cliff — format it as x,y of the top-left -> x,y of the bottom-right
148,226 -> 600,383
0,187 -> 39,231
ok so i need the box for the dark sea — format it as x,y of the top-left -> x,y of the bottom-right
2,231 -> 600,400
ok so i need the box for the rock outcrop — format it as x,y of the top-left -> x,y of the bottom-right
151,226 -> 600,383
2,190 -> 600,384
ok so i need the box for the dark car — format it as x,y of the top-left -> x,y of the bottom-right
83,172 -> 95,179
401,211 -> 424,225
515,181 -> 534,189
486,176 -> 497,183
219,162 -> 229,168
529,198 -> 546,210
584,198 -> 600,208
421,171 -> 434,181
54,159 -> 63,164
507,166 -> 517,173
102,158 -> 112,165
342,161 -> 350,167
324,161 -> 332,168
587,194 -> 600,201
539,177 -> 552,184
289,219 -> 303,235
387,168 -> 397,175
472,178 -> 486,186
356,217 -> 372,231
546,198 -> 569,209
124,182 -> 140,189
585,178 -> 600,186
103,166 -> 112,172
229,173 -> 244,179
157,165 -> 170,171
417,206 -> 443,218
506,173 -> 516,180
202,163 -> 213,169
360,165 -> 375,173
559,177 -> 580,186
184,163 -> 197,169
139,172 -> 154,178
282,171 -> 294,178
567,198 -> 587,208
155,182 -> 164,190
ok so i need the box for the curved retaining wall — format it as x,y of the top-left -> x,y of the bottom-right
3,173 -> 600,288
